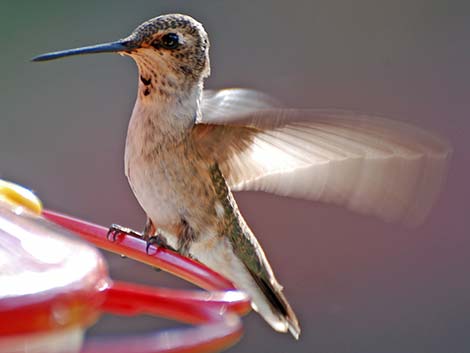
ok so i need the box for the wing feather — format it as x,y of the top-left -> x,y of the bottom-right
195,89 -> 451,226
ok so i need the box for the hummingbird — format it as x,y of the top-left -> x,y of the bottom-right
33,14 -> 451,339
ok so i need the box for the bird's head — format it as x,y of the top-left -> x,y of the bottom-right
33,14 -> 210,98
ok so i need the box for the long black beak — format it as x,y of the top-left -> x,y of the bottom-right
32,40 -> 137,62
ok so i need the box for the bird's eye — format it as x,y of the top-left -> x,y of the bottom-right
161,33 -> 179,49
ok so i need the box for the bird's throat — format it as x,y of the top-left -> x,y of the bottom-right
128,74 -> 202,150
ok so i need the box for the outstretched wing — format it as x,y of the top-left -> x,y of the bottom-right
195,89 -> 452,226
200,88 -> 282,121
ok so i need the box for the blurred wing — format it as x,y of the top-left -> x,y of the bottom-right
201,88 -> 282,122
196,90 -> 452,226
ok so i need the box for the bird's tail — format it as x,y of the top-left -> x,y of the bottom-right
246,267 -> 301,339
190,231 -> 300,338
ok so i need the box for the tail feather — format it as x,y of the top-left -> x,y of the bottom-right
247,267 -> 301,339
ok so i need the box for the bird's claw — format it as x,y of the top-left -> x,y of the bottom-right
146,234 -> 173,272
107,223 -> 143,242
107,225 -> 174,272
145,233 -> 172,254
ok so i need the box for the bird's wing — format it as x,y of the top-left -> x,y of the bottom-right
194,89 -> 452,226
200,88 -> 282,121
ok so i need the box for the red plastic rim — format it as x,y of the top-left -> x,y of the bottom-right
42,209 -> 252,353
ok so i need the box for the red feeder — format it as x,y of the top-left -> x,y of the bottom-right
0,181 -> 251,353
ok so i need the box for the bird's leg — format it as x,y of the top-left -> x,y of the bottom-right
107,219 -> 172,271
107,218 -> 155,242
142,219 -> 171,271
107,223 -> 142,241
107,219 -> 151,243
107,218 -> 175,251
146,223 -> 176,253
142,217 -> 156,242
106,223 -> 142,260
142,220 -> 178,272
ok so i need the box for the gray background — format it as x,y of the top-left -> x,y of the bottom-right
1,1 -> 469,352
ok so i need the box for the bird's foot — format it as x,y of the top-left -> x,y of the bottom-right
146,233 -> 174,254
107,224 -> 175,271
146,233 -> 176,272
107,223 -> 143,241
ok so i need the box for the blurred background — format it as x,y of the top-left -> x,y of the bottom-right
1,0 -> 469,352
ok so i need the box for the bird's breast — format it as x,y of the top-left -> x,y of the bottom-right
124,121 -> 222,238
